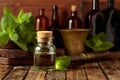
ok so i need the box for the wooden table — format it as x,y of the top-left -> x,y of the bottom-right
0,52 -> 120,80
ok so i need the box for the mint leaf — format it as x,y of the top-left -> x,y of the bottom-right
19,31 -> 32,44
17,9 -> 24,22
1,14 -> 15,32
55,56 -> 71,70
18,12 -> 32,23
0,31 -> 9,45
6,23 -> 18,33
92,35 -> 101,47
3,7 -> 13,15
13,39 -> 27,51
9,32 -> 18,41
96,32 -> 107,42
85,32 -> 114,52
85,40 -> 94,49
19,23 -> 35,31
3,7 -> 17,21
100,42 -> 114,50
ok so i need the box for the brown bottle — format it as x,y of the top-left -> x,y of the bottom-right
48,5 -> 64,49
67,5 -> 82,29
35,8 -> 49,31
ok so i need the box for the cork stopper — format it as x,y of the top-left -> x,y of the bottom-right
71,5 -> 77,12
37,31 -> 53,42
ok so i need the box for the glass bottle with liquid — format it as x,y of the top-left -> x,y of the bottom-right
35,8 -> 49,31
67,5 -> 82,29
34,31 -> 56,71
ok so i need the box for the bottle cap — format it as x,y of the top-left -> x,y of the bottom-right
71,5 -> 77,12
37,31 -> 53,42
52,5 -> 58,10
37,31 -> 53,38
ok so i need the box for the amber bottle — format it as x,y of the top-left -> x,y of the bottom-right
48,5 -> 64,49
67,5 -> 82,29
35,8 -> 49,31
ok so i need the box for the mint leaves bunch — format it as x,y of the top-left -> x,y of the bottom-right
0,7 -> 36,52
85,32 -> 114,52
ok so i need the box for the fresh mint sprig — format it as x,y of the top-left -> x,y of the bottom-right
0,7 -> 36,52
85,32 -> 114,52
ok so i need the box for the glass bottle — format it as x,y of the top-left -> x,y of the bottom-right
48,5 -> 64,49
35,8 -> 49,31
85,0 -> 105,39
67,5 -> 82,29
102,0 -> 120,51
34,31 -> 56,71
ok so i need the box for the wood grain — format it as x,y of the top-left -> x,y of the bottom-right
46,71 -> 66,80
0,65 -> 12,80
99,59 -> 120,80
3,66 -> 30,80
0,57 -> 33,65
0,49 -> 33,58
25,67 -> 46,80
0,54 -> 119,79
67,65 -> 86,80
83,62 -> 106,80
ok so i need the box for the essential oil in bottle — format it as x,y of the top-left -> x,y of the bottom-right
34,31 -> 56,71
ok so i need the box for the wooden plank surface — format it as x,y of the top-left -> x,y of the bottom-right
25,67 -> 46,80
3,66 -> 30,80
0,57 -> 33,65
67,64 -> 86,80
0,65 -> 12,80
0,52 -> 120,80
83,62 -> 106,80
46,71 -> 66,80
99,58 -> 120,80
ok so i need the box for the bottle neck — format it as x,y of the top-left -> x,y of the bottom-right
92,0 -> 99,11
108,0 -> 114,10
71,11 -> 77,17
38,41 -> 53,46
39,9 -> 45,16
52,8 -> 59,24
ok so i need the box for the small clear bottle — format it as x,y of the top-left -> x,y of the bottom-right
34,31 -> 56,71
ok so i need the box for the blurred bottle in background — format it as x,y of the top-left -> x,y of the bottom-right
35,8 -> 49,31
67,5 -> 82,29
102,0 -> 120,51
85,0 -> 105,39
48,5 -> 64,50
